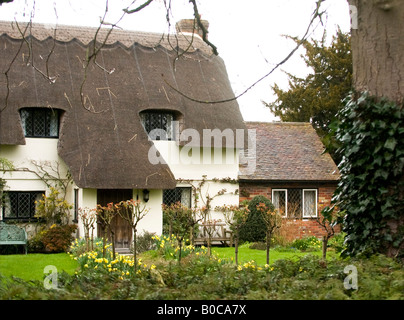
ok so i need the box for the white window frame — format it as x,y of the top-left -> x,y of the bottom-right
302,189 -> 318,218
272,189 -> 288,217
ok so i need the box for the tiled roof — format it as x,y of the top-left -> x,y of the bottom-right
239,122 -> 340,182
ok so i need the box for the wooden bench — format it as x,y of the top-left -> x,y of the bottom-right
194,222 -> 233,246
0,221 -> 28,254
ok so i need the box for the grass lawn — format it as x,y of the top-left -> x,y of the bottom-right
0,253 -> 78,281
212,245 -> 338,265
0,246 -> 337,282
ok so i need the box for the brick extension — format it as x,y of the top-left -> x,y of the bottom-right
239,122 -> 340,242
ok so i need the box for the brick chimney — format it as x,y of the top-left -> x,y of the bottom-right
175,19 -> 209,39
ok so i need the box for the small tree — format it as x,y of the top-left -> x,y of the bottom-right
96,202 -> 117,259
117,199 -> 149,271
78,207 -> 97,251
256,201 -> 282,265
316,206 -> 344,260
217,200 -> 249,265
196,205 -> 220,257
162,202 -> 198,263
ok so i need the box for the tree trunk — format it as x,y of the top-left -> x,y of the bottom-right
266,231 -> 271,265
110,228 -> 116,260
348,0 -> 404,103
322,235 -> 328,261
348,0 -> 404,257
133,230 -> 137,272
234,237 -> 239,265
178,238 -> 183,263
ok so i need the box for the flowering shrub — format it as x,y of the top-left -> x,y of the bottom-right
35,187 -> 73,226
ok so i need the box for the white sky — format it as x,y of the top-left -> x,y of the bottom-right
0,0 -> 351,122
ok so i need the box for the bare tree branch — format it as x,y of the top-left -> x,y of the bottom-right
189,0 -> 218,56
162,0 -> 327,104
123,0 -> 154,14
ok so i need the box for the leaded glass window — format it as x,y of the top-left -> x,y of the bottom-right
140,111 -> 174,141
272,189 -> 287,216
303,189 -> 317,218
163,187 -> 191,207
287,189 -> 303,218
20,108 -> 59,138
272,188 -> 317,218
2,191 -> 43,221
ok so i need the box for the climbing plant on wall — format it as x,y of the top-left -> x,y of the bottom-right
332,92 -> 404,258
0,158 -> 14,208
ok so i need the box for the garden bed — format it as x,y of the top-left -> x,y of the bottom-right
0,236 -> 403,300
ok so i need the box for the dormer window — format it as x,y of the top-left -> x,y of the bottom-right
140,111 -> 174,141
20,108 -> 59,138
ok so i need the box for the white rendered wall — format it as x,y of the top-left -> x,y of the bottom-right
0,138 -> 75,235
154,141 -> 241,223
136,189 -> 163,236
1,138 -> 69,190
1,138 -> 241,239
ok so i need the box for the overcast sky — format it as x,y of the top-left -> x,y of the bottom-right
0,0 -> 351,122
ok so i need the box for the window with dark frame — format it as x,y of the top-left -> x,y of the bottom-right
20,108 -> 60,138
2,191 -> 44,221
163,187 -> 192,208
140,111 -> 174,141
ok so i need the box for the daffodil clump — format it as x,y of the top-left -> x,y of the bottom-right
152,234 -> 208,260
235,260 -> 276,272
290,236 -> 322,251
69,238 -> 156,280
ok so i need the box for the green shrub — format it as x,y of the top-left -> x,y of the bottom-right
328,232 -> 347,253
239,195 -> 273,243
27,232 -> 46,253
132,231 -> 156,254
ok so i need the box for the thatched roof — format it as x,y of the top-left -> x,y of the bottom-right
239,122 -> 340,182
0,21 -> 246,189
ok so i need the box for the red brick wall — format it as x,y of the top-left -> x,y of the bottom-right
239,182 -> 338,242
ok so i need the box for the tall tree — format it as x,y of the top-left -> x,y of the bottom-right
348,0 -> 404,104
333,0 -> 404,258
265,30 -> 352,162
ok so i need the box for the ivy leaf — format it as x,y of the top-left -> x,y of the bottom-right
384,137 -> 397,151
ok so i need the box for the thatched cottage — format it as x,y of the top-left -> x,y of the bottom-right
0,20 -> 247,249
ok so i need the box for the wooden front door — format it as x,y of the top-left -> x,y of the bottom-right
97,189 -> 133,249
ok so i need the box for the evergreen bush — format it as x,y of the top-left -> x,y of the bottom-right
239,195 -> 274,243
